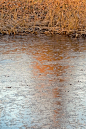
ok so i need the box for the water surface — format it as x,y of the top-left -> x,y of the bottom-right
0,34 -> 86,129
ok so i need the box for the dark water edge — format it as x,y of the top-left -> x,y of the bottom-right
1,28 -> 86,39
0,34 -> 86,129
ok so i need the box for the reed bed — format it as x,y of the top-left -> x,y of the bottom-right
0,0 -> 86,37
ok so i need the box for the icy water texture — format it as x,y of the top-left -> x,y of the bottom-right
0,34 -> 86,129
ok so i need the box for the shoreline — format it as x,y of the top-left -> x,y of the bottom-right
0,25 -> 86,38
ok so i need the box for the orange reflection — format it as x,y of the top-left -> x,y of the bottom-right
52,88 -> 63,126
31,41 -> 69,79
30,42 -> 69,127
53,88 -> 61,98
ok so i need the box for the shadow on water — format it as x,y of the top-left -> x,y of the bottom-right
0,34 -> 86,128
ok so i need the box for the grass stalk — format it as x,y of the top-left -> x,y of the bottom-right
0,0 -> 86,37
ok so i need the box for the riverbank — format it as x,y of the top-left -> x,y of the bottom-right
0,0 -> 86,38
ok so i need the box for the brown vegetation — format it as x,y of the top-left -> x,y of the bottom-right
0,0 -> 86,37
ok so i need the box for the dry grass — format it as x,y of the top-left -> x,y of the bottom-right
0,0 -> 86,37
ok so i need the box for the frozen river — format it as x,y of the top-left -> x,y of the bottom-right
0,34 -> 86,129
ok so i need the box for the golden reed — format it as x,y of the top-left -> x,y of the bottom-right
0,0 -> 86,37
